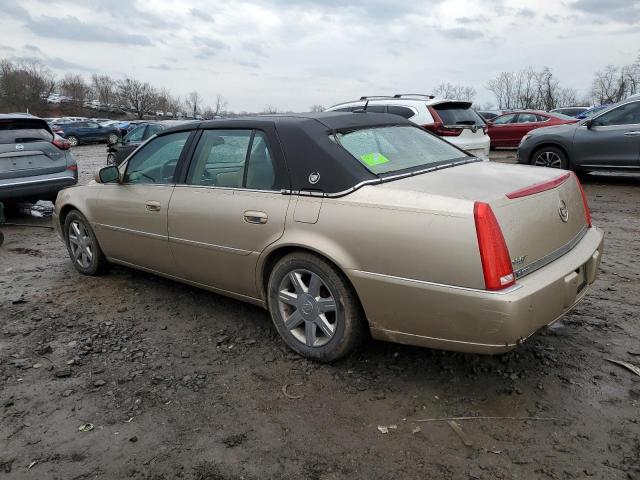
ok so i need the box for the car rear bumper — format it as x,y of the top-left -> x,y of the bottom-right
348,226 -> 604,354
0,171 -> 77,201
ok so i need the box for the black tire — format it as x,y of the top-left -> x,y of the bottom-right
530,146 -> 569,169
67,135 -> 79,147
63,210 -> 108,275
107,133 -> 119,144
267,252 -> 366,362
0,230 -> 4,247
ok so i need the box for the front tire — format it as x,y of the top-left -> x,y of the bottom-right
107,133 -> 119,144
63,210 -> 108,275
107,153 -> 117,165
531,146 -> 569,169
66,135 -> 79,147
267,252 -> 366,362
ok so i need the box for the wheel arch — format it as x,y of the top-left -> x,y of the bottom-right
258,243 -> 364,314
529,142 -> 571,167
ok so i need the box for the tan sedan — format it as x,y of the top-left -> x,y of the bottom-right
54,113 -> 604,361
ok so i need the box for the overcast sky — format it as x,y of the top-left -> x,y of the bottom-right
2,0 -> 639,111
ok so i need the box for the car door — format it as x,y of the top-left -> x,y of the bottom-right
573,101 -> 640,168
93,130 -> 193,276
84,121 -> 102,141
116,125 -> 147,164
488,113 -> 517,146
168,127 -> 291,299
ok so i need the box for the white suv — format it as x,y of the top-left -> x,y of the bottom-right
326,94 -> 490,159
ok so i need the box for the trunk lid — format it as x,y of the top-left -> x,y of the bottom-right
0,117 -> 68,180
371,161 -> 589,278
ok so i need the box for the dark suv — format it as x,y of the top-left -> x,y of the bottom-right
52,121 -> 121,147
0,115 -> 78,203
107,120 -> 193,165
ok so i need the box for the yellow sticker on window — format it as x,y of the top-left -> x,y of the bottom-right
360,152 -> 390,166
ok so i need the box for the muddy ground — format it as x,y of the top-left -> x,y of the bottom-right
1,145 -> 639,479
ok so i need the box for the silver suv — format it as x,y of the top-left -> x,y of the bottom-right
326,94 -> 490,159
0,114 -> 78,203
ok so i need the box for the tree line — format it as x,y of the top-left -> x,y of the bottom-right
0,58 -> 228,119
1,55 -> 639,118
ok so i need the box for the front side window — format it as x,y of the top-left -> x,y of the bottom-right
145,124 -> 163,138
124,131 -> 190,184
594,102 -> 640,126
186,129 -> 277,190
334,125 -> 467,176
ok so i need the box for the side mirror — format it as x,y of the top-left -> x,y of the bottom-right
97,165 -> 120,184
585,119 -> 594,129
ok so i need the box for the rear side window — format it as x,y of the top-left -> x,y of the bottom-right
516,113 -> 538,123
433,104 -> 485,126
145,124 -> 163,138
492,114 -> 517,125
387,106 -> 415,119
0,119 -> 53,144
187,129 -> 277,190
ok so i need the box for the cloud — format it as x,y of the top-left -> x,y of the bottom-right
190,8 -> 214,22
193,36 -> 229,59
570,0 -> 640,24
147,63 -> 186,71
4,2 -> 30,20
438,27 -> 484,40
24,15 -> 152,45
516,8 -> 535,18
456,15 -> 490,24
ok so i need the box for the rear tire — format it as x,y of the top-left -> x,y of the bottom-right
267,252 -> 366,362
67,135 -> 79,147
63,210 -> 108,275
107,153 -> 117,165
530,146 -> 569,169
107,133 -> 119,144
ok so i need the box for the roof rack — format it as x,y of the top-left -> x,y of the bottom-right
359,95 -> 394,101
393,93 -> 435,99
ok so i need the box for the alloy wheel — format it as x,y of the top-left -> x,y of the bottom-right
67,136 -> 79,147
277,269 -> 338,347
107,134 -> 118,144
533,151 -> 562,168
68,220 -> 94,269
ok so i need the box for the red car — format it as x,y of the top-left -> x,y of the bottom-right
487,111 -> 577,148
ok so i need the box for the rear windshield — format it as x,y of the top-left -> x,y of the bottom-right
434,103 -> 485,126
0,119 -> 53,144
333,125 -> 468,175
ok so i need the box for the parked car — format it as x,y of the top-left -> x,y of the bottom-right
51,121 -> 121,147
326,94 -> 490,159
488,111 -> 577,148
106,120 -> 191,165
54,112 -> 603,361
0,114 -> 77,203
518,97 -> 640,170
549,106 -> 590,118
575,104 -> 611,119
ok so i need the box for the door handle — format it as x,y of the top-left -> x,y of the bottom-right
145,200 -> 161,212
623,131 -> 640,136
243,210 -> 268,224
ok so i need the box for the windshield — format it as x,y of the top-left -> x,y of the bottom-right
334,125 -> 468,175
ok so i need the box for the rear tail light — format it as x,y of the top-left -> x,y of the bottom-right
66,164 -> 78,171
53,134 -> 71,150
433,123 -> 463,137
506,172 -> 570,199
573,173 -> 592,228
474,202 -> 515,291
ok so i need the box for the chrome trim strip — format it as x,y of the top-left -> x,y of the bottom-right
284,158 -> 483,198
95,223 -> 167,241
350,270 -> 523,295
0,175 -> 74,187
514,226 -> 588,279
168,236 -> 252,255
172,184 -> 280,194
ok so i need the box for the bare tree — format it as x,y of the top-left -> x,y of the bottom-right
212,93 -> 228,117
185,91 -> 202,118
309,104 -> 325,112
0,58 -> 55,114
91,74 -> 116,106
262,104 -> 279,114
60,73 -> 90,107
433,82 -> 476,101
117,77 -> 157,119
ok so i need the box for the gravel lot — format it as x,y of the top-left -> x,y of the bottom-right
1,144 -> 639,479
